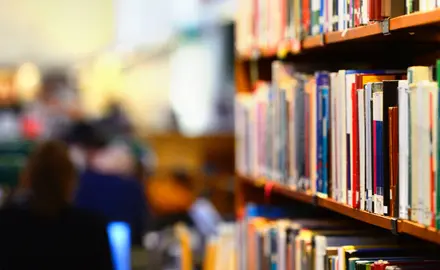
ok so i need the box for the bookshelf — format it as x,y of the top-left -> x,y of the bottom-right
234,3 -> 440,258
239,9 -> 440,59
238,175 -> 440,245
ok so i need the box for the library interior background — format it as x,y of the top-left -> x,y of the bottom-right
2,0 -> 440,269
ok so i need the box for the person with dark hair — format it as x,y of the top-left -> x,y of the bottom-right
70,122 -> 150,246
0,140 -> 113,269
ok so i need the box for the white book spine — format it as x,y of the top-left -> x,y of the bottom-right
410,84 -> 419,222
431,84 -> 438,227
365,84 -> 373,212
358,89 -> 366,211
338,0 -> 345,31
416,81 -> 430,225
398,81 -> 410,219
278,226 -> 287,270
338,70 -> 347,204
314,236 -> 327,270
361,0 -> 369,24
326,0 -> 333,32
330,73 -> 338,200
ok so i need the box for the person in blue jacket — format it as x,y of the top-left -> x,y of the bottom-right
68,121 -> 151,246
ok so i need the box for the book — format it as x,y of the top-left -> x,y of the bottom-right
358,88 -> 366,210
317,72 -> 330,196
373,89 -> 384,215
407,66 -> 432,223
389,106 -> 398,218
381,80 -> 400,216
398,80 -> 410,220
437,60 -> 440,229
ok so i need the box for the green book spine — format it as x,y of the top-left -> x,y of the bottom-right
406,0 -> 413,14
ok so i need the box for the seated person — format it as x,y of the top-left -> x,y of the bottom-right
0,141 -> 112,269
147,170 -> 221,238
69,121 -> 150,246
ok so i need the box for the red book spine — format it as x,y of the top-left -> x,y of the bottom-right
368,0 -> 382,21
355,0 -> 361,26
352,83 -> 360,208
302,0 -> 310,37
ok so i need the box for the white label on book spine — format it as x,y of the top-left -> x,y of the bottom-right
348,190 -> 353,207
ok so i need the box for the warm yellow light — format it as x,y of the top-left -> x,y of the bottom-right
15,62 -> 41,102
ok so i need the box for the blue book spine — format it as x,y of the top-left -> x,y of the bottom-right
322,82 -> 330,195
319,0 -> 325,33
377,120 -> 384,210
316,74 -> 323,194
270,228 -> 278,270
316,72 -> 330,194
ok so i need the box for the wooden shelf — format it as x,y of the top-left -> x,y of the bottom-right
391,9 -> 440,31
325,23 -> 382,44
302,35 -> 325,49
318,197 -> 395,230
238,9 -> 440,60
238,175 -> 440,244
399,220 -> 440,245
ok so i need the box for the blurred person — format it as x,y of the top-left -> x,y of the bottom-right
24,70 -> 82,140
70,121 -> 150,246
97,101 -> 157,182
0,140 -> 113,269
147,170 -> 221,238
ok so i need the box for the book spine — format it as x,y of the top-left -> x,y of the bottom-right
346,75 -> 353,207
330,73 -> 338,200
373,92 -> 385,215
338,0 -> 345,31
398,81 -> 410,219
322,77 -> 330,196
339,70 -> 347,204
429,87 -> 437,227
320,0 -> 325,33
347,0 -> 352,29
354,0 -> 361,26
358,89 -> 366,210
365,84 -> 374,212
410,83 -> 418,222
317,74 -> 324,194
317,73 -> 330,195
389,107 -> 398,217
310,79 -> 318,193
437,60 -> 440,228
333,0 -> 339,31
302,0 -> 311,38
281,89 -> 288,183
297,80 -> 306,188
352,82 -> 360,208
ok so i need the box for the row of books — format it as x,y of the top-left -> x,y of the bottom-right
236,0 -> 440,55
204,223 -> 237,270
235,61 -> 440,228
236,204 -> 440,270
